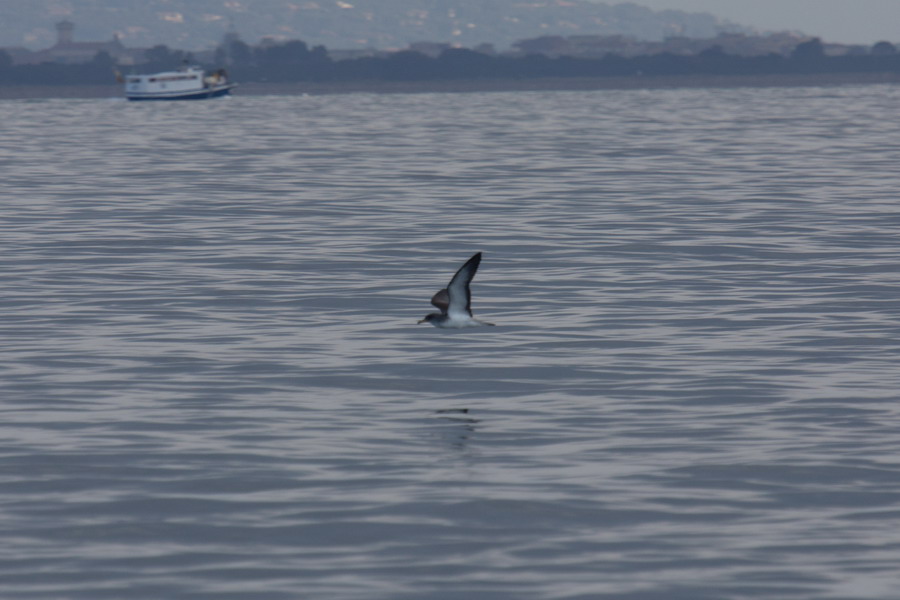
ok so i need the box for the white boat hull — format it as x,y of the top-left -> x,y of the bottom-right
126,83 -> 236,101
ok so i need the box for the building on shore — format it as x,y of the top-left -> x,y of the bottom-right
4,21 -> 146,66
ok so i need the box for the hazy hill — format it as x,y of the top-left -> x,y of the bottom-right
0,0 -> 747,51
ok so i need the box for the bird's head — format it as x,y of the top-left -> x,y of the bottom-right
418,313 -> 441,325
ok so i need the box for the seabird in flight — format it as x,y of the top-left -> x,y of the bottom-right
418,252 -> 495,328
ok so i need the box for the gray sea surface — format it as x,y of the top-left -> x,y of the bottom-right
3,86 -> 900,599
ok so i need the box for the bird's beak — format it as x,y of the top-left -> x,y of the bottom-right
417,319 -> 427,324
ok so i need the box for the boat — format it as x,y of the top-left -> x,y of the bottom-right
124,66 -> 236,101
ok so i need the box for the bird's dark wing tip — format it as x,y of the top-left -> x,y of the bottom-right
460,252 -> 482,275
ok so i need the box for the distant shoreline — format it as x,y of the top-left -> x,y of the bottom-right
2,71 -> 900,99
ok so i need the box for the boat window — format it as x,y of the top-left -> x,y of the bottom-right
153,75 -> 196,82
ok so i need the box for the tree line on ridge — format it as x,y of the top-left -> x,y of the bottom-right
1,37 -> 898,85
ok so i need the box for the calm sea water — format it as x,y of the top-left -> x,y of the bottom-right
3,85 -> 900,599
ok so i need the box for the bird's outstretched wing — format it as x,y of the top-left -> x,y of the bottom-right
430,288 -> 450,314
446,252 -> 481,317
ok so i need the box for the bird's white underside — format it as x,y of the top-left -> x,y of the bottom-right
431,313 -> 484,328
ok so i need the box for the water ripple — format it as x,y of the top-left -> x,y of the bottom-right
3,86 -> 900,598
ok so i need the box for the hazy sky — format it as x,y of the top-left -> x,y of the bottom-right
632,0 -> 900,43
